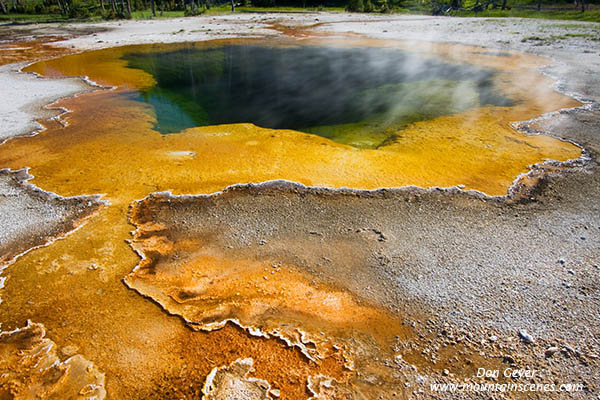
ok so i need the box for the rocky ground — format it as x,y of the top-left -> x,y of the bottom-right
0,13 -> 598,399
0,168 -> 103,275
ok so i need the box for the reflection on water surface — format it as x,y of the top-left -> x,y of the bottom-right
124,44 -> 514,148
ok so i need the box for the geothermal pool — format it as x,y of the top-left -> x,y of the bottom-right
122,43 -> 513,148
17,39 -> 581,196
0,38 -> 583,398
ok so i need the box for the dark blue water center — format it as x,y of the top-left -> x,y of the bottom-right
124,43 -> 514,148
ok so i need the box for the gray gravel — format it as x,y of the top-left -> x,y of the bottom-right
0,168 -> 104,269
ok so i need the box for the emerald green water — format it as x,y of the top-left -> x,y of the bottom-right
124,43 -> 514,149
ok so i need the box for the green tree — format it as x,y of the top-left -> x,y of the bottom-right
347,0 -> 363,11
380,0 -> 391,12
450,0 -> 460,9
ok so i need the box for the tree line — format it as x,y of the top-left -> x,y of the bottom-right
0,0 -> 596,18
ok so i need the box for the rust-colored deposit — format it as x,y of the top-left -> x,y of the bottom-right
0,37 -> 585,398
0,321 -> 106,399
0,37 -> 73,66
124,189 -> 520,398
127,193 -> 411,359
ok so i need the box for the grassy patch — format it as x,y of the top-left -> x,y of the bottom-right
0,13 -> 69,23
521,31 -> 600,44
450,8 -> 600,23
130,10 -> 186,19
564,31 -> 598,37
550,22 -> 590,29
128,5 -> 345,20
236,6 -> 346,12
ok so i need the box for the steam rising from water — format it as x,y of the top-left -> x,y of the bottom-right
124,44 -> 514,148
1,36 -> 584,398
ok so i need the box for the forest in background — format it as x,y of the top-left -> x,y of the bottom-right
0,0 -> 598,22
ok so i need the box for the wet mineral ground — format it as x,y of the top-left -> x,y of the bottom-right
0,14 -> 598,400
